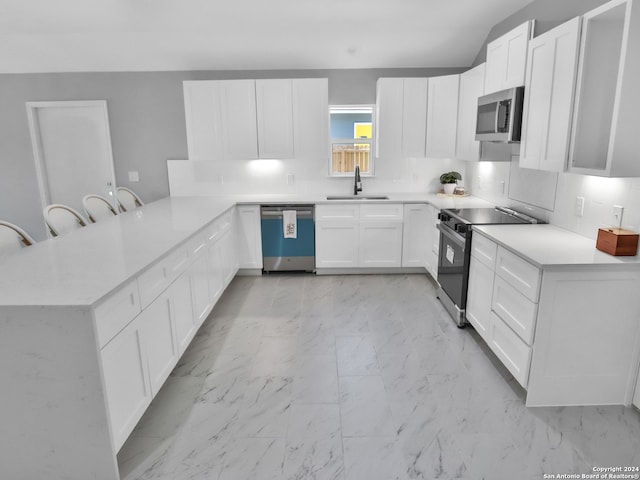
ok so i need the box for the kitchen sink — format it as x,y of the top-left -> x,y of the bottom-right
326,195 -> 389,200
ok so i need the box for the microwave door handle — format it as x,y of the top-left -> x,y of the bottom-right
494,103 -> 500,134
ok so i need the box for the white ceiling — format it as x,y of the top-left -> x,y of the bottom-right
0,0 -> 535,74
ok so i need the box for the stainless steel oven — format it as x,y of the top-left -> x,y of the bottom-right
436,207 -> 541,327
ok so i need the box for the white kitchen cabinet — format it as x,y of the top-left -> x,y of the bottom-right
426,204 -> 440,280
358,204 -> 403,268
569,0 -> 640,177
455,63 -> 485,162
426,74 -> 460,159
466,256 -> 494,343
219,214 -> 238,287
100,314 -> 151,451
402,204 -> 429,268
484,20 -> 533,94
293,78 -> 329,161
139,287 -> 180,397
520,17 -> 581,172
219,79 -> 259,160
171,273 -> 197,355
315,204 -> 359,268
183,81 -> 223,161
236,205 -> 263,270
256,79 -> 294,159
634,370 -> 640,408
375,77 -> 428,160
186,233 -> 211,327
207,236 -> 224,305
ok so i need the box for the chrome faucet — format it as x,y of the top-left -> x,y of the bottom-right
354,165 -> 362,195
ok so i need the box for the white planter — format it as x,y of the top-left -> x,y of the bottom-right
443,183 -> 456,194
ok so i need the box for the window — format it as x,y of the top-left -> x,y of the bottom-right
329,105 -> 374,176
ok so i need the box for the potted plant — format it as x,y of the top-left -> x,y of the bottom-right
440,171 -> 462,194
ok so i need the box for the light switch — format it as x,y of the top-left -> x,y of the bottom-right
128,171 -> 139,182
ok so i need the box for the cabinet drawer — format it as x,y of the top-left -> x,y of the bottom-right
217,209 -> 234,233
492,275 -> 537,345
360,204 -> 403,221
138,247 -> 190,308
94,280 -> 141,349
186,232 -> 207,258
471,232 -> 497,269
490,312 -> 532,388
495,247 -> 541,302
316,204 -> 359,220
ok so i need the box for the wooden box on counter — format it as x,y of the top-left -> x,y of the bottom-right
596,228 -> 639,256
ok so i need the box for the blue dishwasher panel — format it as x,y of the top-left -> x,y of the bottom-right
261,217 -> 315,257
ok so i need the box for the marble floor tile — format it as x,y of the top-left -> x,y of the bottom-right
343,436 -> 409,480
339,375 -> 396,437
336,335 -> 379,376
118,274 -> 640,480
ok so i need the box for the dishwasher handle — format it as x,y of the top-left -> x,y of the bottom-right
260,207 -> 314,219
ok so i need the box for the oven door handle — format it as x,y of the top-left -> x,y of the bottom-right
437,223 -> 466,249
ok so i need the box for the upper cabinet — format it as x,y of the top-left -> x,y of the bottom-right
455,63 -> 485,162
484,20 -> 534,94
569,0 -> 640,177
183,78 -> 328,161
426,74 -> 460,159
255,79 -> 294,159
520,17 -> 581,172
219,80 -> 259,160
375,77 -> 428,160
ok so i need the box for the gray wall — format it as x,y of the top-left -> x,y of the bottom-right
472,0 -> 609,65
0,67 -> 462,240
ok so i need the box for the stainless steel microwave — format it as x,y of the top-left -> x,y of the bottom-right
475,86 -> 524,143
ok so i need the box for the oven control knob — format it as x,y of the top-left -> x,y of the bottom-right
438,212 -> 450,222
454,223 -> 467,235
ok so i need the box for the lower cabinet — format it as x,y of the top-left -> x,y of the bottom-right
467,230 -> 640,407
101,315 -> 151,451
401,204 -> 429,268
236,205 -> 263,269
316,203 -> 404,269
426,204 -> 440,279
169,273 -> 196,356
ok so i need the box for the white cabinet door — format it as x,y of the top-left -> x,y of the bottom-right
466,255 -> 494,343
172,273 -> 197,356
207,238 -> 224,306
256,79 -> 294,159
520,17 -> 581,172
219,79 -> 258,160
456,63 -> 485,162
402,204 -> 429,267
376,78 -> 428,160
426,74 -> 460,159
187,253 -> 210,327
359,222 -> 403,267
293,78 -> 329,161
634,369 -> 640,408
139,290 -> 179,397
315,221 -> 359,268
219,224 -> 238,288
426,204 -> 440,279
401,78 -> 428,158
236,205 -> 263,269
183,81 -> 223,161
101,316 -> 151,451
375,78 -> 404,160
484,21 -> 533,94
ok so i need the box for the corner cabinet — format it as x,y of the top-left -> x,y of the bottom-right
520,17 -> 581,172
484,20 -> 533,94
455,63 -> 485,162
569,0 -> 640,177
467,230 -> 640,407
426,74 -> 460,159
375,78 -> 428,160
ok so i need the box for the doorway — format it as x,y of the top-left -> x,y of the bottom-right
26,100 -> 118,229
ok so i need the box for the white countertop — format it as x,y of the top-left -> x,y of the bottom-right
474,224 -> 640,268
0,193 -> 492,307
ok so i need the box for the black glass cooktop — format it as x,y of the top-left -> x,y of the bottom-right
444,207 -> 540,225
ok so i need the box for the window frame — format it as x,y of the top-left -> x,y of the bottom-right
328,105 -> 376,177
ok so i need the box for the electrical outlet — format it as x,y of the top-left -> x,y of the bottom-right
611,205 -> 624,228
287,173 -> 295,185
575,196 -> 584,217
128,171 -> 139,182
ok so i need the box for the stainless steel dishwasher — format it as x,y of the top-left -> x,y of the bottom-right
260,205 -> 315,272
